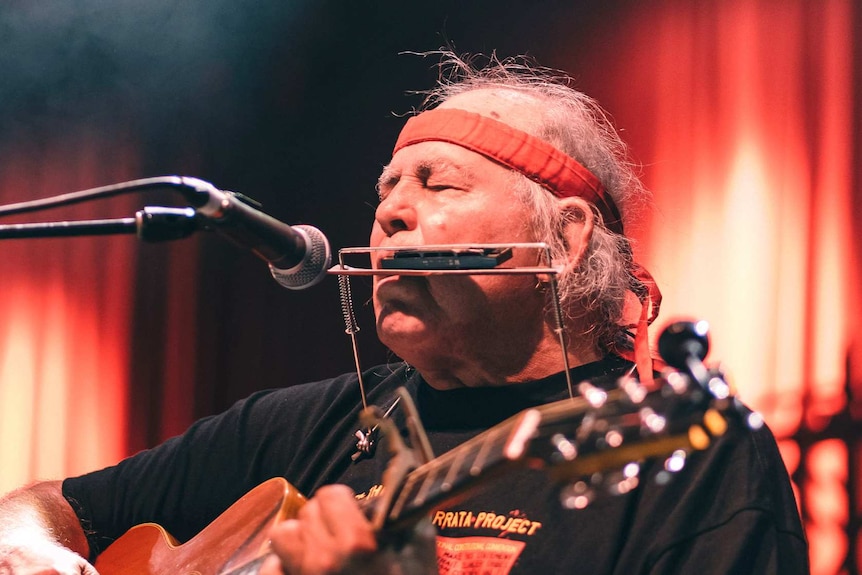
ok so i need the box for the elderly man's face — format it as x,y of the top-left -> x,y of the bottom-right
369,96 -> 554,374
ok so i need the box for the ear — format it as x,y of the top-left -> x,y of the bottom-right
535,197 -> 595,286
557,196 -> 595,274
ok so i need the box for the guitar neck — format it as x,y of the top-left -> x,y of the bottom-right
381,394 -> 595,529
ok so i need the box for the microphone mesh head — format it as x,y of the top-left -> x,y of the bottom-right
269,225 -> 331,290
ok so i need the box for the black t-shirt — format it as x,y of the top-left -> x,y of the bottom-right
62,357 -> 809,574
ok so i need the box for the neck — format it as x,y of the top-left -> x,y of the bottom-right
412,325 -> 601,391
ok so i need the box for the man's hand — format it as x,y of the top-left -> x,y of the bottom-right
260,484 -> 437,575
0,539 -> 98,575
0,481 -> 94,575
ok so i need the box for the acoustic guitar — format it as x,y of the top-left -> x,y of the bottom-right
94,356 -> 738,575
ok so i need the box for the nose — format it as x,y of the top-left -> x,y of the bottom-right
374,185 -> 418,237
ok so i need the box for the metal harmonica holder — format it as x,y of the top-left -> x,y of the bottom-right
326,243 -> 573,460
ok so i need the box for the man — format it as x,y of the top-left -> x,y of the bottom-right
0,54 -> 807,574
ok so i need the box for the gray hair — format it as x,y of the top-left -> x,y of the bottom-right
417,52 -> 649,352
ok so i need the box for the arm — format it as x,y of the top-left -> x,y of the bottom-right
0,481 -> 97,575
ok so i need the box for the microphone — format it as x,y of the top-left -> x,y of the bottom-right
179,177 -> 331,290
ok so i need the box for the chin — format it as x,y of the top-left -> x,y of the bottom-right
376,311 -> 435,355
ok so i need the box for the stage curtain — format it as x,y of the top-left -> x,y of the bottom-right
570,1 -> 859,572
0,132 -> 140,493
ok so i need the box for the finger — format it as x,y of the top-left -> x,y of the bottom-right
269,518 -> 305,574
313,486 -> 376,553
258,553 -> 286,575
294,497 -> 339,549
269,487 -> 377,575
272,517 -> 342,575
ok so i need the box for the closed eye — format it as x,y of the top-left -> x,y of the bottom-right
376,157 -> 473,200
416,162 -> 469,192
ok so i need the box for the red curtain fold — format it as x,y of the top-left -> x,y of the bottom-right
567,1 -> 859,572
0,131 -> 140,491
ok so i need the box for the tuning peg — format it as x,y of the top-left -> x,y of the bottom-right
577,381 -> 608,408
744,407 -> 764,429
658,320 -> 711,386
706,374 -> 731,399
655,449 -> 689,485
618,375 -> 648,404
638,407 -> 667,434
560,479 -> 596,510
560,462 -> 644,509
730,397 -> 765,430
662,369 -> 691,395
665,449 -> 687,471
658,320 -> 710,369
607,462 -> 641,495
550,433 -> 578,462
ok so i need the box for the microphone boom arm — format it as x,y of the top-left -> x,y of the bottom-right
0,206 -> 200,242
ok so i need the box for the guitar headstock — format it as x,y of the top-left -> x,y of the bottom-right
508,368 -> 727,508
506,320 -> 760,509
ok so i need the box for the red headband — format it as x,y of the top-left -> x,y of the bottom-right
393,108 -> 624,235
393,107 -> 662,384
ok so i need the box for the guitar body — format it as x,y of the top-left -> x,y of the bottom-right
95,478 -> 305,575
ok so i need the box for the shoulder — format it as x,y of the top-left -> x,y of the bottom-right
628,412 -> 808,571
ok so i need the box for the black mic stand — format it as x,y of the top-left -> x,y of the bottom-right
0,206 -> 201,242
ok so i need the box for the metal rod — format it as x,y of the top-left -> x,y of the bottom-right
0,218 -> 137,239
328,265 -> 559,277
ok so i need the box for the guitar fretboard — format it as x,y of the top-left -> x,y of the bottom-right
384,396 -> 593,529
